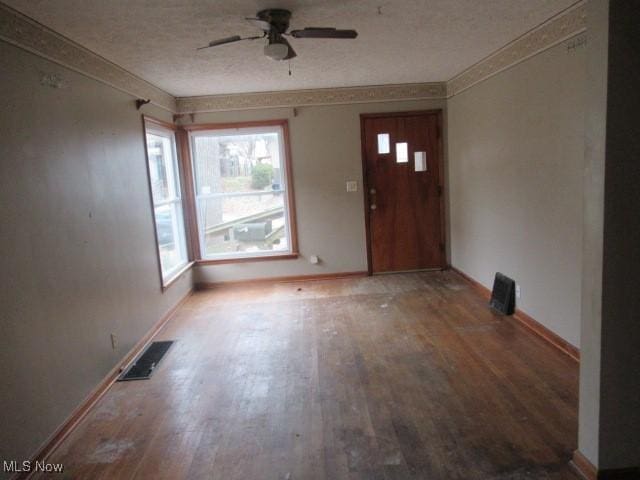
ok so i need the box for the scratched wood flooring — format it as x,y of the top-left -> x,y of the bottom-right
38,271 -> 580,480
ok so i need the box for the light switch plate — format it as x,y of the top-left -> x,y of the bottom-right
346,181 -> 358,192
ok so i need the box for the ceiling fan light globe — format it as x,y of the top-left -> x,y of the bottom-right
264,43 -> 289,61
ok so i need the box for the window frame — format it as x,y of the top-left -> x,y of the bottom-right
142,116 -> 193,289
182,119 -> 299,264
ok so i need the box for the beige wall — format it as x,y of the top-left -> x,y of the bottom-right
580,0 -> 640,470
578,0 -> 608,465
0,13 -> 593,470
186,99 -> 447,284
447,38 -> 586,347
0,41 -> 192,469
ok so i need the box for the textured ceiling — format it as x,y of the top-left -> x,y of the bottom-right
4,0 -> 577,97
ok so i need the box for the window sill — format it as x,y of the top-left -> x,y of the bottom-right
161,261 -> 195,291
195,253 -> 299,266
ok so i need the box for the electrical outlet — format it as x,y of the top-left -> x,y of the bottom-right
346,180 -> 358,192
110,333 -> 117,350
515,284 -> 521,299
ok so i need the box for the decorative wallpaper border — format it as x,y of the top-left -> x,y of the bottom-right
447,1 -> 586,97
0,2 -> 176,111
176,83 -> 447,114
1,0 -> 585,112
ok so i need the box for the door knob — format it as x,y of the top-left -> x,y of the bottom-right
370,188 -> 376,195
370,204 -> 377,210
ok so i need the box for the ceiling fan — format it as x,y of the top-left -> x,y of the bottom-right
198,9 -> 358,61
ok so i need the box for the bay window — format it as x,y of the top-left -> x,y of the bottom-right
143,118 -> 189,285
187,120 -> 297,261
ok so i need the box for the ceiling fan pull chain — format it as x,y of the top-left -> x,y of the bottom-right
288,60 -> 292,76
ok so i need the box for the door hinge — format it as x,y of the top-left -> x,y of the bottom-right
437,185 -> 443,197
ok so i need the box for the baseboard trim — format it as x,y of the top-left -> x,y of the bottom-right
449,266 -> 579,362
514,305 -> 580,362
15,287 -> 194,480
196,271 -> 369,289
572,450 -> 598,480
571,450 -> 640,480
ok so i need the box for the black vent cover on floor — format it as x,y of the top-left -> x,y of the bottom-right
117,340 -> 174,381
489,272 -> 515,315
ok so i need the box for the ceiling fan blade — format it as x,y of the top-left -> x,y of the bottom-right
245,17 -> 272,32
198,35 -> 243,50
290,28 -> 358,39
197,34 -> 264,51
281,37 -> 297,60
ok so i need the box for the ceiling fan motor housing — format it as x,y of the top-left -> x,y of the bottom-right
256,9 -> 291,34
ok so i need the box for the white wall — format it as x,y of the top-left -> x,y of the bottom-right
0,41 -> 193,470
186,99 -> 447,284
447,38 -> 586,347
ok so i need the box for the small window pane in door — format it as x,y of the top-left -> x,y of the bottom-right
396,142 -> 408,163
415,151 -> 427,171
377,134 -> 390,154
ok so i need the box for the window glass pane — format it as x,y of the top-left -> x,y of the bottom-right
396,142 -> 408,163
145,125 -> 188,283
191,126 -> 292,260
147,133 -> 178,202
154,203 -> 187,277
193,133 -> 282,195
377,133 -> 390,154
414,151 -> 427,171
198,193 -> 287,256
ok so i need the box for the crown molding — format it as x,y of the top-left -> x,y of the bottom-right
447,1 -> 586,97
176,82 -> 447,114
0,0 -> 585,112
0,2 -> 176,112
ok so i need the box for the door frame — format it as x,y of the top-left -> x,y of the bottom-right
359,109 -> 446,275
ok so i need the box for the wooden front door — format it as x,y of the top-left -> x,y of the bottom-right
361,110 -> 445,273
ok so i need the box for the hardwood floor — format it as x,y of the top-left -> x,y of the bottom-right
37,271 -> 580,479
